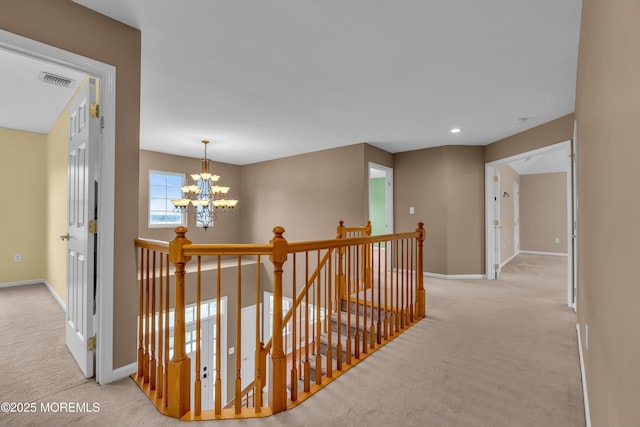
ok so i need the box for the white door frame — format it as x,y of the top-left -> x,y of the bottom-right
368,163 -> 394,234
513,181 -> 520,254
485,140 -> 575,307
0,30 -> 117,383
571,121 -> 578,311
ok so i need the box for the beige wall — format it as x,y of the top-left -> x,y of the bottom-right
520,173 -> 567,254
395,145 -> 485,275
498,164 -> 520,264
485,114 -> 575,164
0,128 -> 46,283
139,150 -> 242,244
0,0 -> 142,369
575,0 -> 640,425
239,144 -> 369,245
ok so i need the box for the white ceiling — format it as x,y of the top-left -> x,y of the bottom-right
0,48 -> 87,134
4,1 -> 582,165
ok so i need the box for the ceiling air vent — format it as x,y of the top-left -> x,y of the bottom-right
39,71 -> 75,88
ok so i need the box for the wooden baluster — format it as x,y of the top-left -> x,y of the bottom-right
416,223 -> 425,318
370,242 -> 375,350
346,246 -> 352,365
335,249 -> 343,371
215,256 -> 222,415
405,239 -> 410,326
144,248 -> 150,384
326,250 -> 333,378
311,255 -> 315,362
303,252 -> 310,392
137,247 -> 144,379
383,239 -> 389,341
401,239 -> 406,329
395,239 -> 400,334
356,244 -> 363,359
164,254 -> 170,409
290,254 -> 298,402
410,238 -> 415,323
361,243 -> 367,356
376,242 -> 382,345
255,255 -> 263,413
167,227 -> 192,419
315,250 -> 322,385
157,253 -> 164,400
194,256 -> 202,416
298,288 -> 303,382
268,227 -> 288,414
150,251 -> 157,391
235,256 -> 242,414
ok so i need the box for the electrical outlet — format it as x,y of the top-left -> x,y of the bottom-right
555,237 -> 560,244
409,207 -> 415,215
13,254 -> 22,262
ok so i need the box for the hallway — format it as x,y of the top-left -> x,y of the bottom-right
0,253 -> 584,426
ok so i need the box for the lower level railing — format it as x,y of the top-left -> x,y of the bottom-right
133,221 -> 425,420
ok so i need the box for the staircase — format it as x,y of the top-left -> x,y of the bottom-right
298,288 -> 415,387
133,220 -> 425,420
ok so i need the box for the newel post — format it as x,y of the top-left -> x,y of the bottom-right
416,222 -> 426,318
269,226 -> 288,413
167,227 -> 192,418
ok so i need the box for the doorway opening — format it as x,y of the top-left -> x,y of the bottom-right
0,29 -> 117,382
167,297 -> 228,410
368,163 -> 393,235
485,140 -> 575,308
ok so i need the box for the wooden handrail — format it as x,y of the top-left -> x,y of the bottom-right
264,247 -> 334,354
133,220 -> 426,420
135,237 -> 170,252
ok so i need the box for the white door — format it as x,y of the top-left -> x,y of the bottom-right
493,171 -> 501,279
571,127 -> 579,309
513,182 -> 520,253
65,78 -> 98,377
188,319 -> 214,410
368,163 -> 394,235
241,305 -> 257,390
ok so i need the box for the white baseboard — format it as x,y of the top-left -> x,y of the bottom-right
500,251 -> 519,268
98,362 -> 137,385
0,279 -> 43,288
43,280 -> 66,312
576,324 -> 592,427
0,279 -> 66,312
425,272 -> 486,280
519,250 -> 568,257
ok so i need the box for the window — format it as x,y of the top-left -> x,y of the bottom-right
149,171 -> 185,227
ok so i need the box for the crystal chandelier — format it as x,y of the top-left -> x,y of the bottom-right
171,140 -> 238,230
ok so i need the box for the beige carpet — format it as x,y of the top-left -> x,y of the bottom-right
0,254 -> 584,427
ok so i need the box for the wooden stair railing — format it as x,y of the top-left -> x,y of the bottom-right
133,221 -> 425,420
226,220 -> 372,408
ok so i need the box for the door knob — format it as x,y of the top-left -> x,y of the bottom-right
60,234 -> 70,241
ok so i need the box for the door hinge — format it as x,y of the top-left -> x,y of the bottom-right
89,219 -> 98,235
493,219 -> 499,226
493,264 -> 499,270
88,336 -> 96,351
493,176 -> 499,182
90,103 -> 100,119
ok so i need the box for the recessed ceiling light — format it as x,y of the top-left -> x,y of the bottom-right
450,127 -> 462,134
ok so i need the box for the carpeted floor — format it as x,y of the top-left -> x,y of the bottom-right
0,254 -> 585,427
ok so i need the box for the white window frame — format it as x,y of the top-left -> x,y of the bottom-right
148,170 -> 186,228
